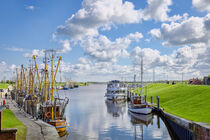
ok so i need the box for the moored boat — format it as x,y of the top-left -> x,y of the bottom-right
128,95 -> 152,114
105,80 -> 127,100
34,50 -> 69,137
128,55 -> 152,115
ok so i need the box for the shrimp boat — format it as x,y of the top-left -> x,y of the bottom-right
105,80 -> 127,100
128,55 -> 152,115
33,50 -> 69,137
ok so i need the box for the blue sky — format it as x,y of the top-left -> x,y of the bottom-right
0,0 -> 210,82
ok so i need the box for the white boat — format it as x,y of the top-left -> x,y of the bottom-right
128,55 -> 152,115
105,80 -> 127,100
128,95 -> 152,114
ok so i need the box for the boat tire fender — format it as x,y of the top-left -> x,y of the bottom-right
45,112 -> 51,119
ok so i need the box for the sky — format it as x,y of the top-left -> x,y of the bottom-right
0,0 -> 210,82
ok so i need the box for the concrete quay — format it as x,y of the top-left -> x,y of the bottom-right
6,99 -> 61,140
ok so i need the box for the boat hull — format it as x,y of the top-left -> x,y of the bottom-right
128,107 -> 152,115
105,93 -> 126,100
48,120 -> 67,137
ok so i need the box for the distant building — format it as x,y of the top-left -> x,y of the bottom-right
188,78 -> 202,85
203,76 -> 210,85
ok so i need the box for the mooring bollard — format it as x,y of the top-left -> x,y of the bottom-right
144,95 -> 147,102
157,115 -> 160,128
157,96 -> 160,109
151,96 -> 153,104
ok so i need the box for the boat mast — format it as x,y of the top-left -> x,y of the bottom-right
44,51 -> 48,103
51,50 -> 54,120
16,68 -> 19,93
140,54 -> 143,96
33,55 -> 42,96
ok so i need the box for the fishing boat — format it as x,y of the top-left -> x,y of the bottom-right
33,50 -> 69,137
40,98 -> 69,137
105,80 -> 127,100
63,85 -> 70,90
128,55 -> 152,115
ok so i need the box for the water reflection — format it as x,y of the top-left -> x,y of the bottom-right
105,100 -> 126,117
58,84 -> 171,140
129,112 -> 153,126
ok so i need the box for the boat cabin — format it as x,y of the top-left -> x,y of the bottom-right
40,104 -> 63,120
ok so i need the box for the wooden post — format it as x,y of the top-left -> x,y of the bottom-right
144,95 -> 147,103
157,115 -> 160,128
157,96 -> 160,109
151,96 -> 153,104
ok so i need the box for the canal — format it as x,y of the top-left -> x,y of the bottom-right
58,84 -> 171,140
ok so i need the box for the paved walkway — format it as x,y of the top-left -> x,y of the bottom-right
6,98 -> 60,140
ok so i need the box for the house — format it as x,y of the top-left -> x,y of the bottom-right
203,76 -> 210,85
188,78 -> 202,85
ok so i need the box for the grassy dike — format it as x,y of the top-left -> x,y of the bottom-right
0,83 -> 10,89
136,83 -> 210,124
3,109 -> 27,140
0,83 -> 26,140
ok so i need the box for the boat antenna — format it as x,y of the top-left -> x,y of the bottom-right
134,74 -> 136,95
140,54 -> 143,96
133,63 -> 137,95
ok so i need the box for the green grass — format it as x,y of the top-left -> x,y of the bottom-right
78,82 -> 89,86
0,83 -> 10,89
137,83 -> 210,124
3,109 -> 27,140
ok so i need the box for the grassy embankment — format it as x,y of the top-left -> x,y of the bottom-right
0,83 -> 10,89
0,83 -> 27,140
78,82 -> 89,86
3,109 -> 27,140
135,83 -> 210,124
55,82 -> 89,87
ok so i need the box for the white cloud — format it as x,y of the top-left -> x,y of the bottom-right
25,5 -> 35,11
127,32 -> 143,42
57,40 -> 72,53
10,64 -> 17,71
130,46 -> 170,69
149,28 -> 161,39
55,0 -> 175,40
61,59 -> 133,82
24,49 -> 45,58
130,43 -> 210,80
80,32 -> 143,62
0,61 -> 7,73
0,61 -> 18,80
55,0 -> 142,40
6,47 -> 25,52
78,57 -> 91,64
192,0 -> 210,12
143,0 -> 172,22
57,42 -> 210,81
150,14 -> 210,46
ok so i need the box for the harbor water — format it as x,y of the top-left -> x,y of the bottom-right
58,84 -> 171,140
